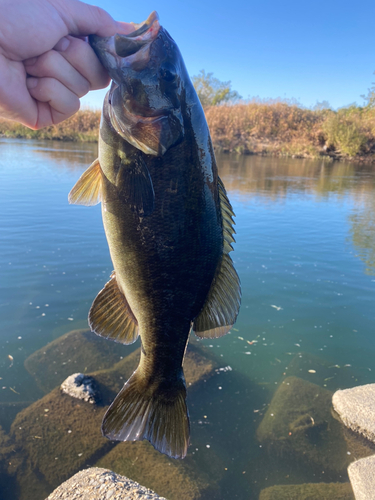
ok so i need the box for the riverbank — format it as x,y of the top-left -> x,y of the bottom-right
1,102 -> 375,161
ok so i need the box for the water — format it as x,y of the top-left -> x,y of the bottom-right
1,138 -> 375,499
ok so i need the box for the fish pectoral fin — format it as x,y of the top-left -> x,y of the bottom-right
118,155 -> 155,216
68,158 -> 102,206
218,176 -> 236,254
193,253 -> 241,338
102,370 -> 189,459
89,273 -> 139,345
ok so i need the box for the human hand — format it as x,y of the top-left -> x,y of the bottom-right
0,0 -> 133,129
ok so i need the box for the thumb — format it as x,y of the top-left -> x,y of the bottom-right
58,0 -> 134,37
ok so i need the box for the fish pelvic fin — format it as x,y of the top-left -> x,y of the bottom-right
68,158 -> 102,206
102,370 -> 190,459
218,176 -> 236,254
89,273 -> 139,344
193,253 -> 241,339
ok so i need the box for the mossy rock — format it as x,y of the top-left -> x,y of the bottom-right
258,482 -> 354,500
96,441 -> 219,500
9,387 -> 114,488
10,340 -> 217,491
256,376 -> 349,476
24,329 -> 128,393
0,426 -> 15,499
284,352 -> 358,392
0,425 -> 50,500
24,330 -> 216,398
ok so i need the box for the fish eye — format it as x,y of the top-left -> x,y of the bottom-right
160,63 -> 177,82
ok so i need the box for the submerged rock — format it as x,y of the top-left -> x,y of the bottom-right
24,329 -> 129,393
332,383 -> 375,443
348,455 -> 375,500
0,425 -> 51,500
258,482 -> 354,500
61,373 -> 98,404
95,441 -> 219,500
256,376 -> 349,477
46,467 -> 166,499
10,387 -> 113,488
7,337 -> 218,495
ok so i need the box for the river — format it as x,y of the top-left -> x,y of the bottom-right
1,138 -> 374,499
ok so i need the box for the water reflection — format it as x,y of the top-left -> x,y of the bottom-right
216,153 -> 375,201
349,195 -> 375,275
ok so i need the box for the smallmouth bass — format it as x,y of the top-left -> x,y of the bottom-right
69,12 -> 240,459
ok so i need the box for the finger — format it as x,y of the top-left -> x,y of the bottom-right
26,77 -> 80,128
55,0 -> 134,37
24,48 -> 90,98
52,36 -> 111,90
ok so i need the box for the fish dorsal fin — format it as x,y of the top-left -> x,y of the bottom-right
89,272 -> 139,344
193,253 -> 241,339
218,176 -> 236,254
68,159 -> 102,206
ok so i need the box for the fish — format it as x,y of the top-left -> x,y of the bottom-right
69,11 -> 241,459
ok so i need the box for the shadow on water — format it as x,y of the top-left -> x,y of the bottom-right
1,141 -> 375,499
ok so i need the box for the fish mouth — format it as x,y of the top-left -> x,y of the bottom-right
91,12 -> 184,156
89,11 -> 161,76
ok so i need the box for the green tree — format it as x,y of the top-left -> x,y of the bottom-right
192,69 -> 241,107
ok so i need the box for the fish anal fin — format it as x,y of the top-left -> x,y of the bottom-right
89,273 -> 139,345
68,159 -> 102,206
102,370 -> 189,459
193,253 -> 241,339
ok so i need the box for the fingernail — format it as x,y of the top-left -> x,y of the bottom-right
26,78 -> 38,89
54,37 -> 70,52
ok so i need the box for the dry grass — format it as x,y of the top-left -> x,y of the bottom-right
0,109 -> 100,142
1,103 -> 375,160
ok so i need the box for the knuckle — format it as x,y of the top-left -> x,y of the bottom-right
78,79 -> 90,97
38,50 -> 58,73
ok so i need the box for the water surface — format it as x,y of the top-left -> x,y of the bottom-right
1,139 -> 375,498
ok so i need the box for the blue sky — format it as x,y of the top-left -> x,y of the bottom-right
81,0 -> 375,110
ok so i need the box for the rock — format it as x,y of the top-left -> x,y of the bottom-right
0,426 -> 17,499
0,425 -> 51,500
24,330 -> 216,399
10,387 -> 114,488
348,455 -> 375,500
8,339 -> 218,493
46,467 -> 166,500
332,384 -> 375,443
95,441 -> 218,500
331,410 -> 375,461
256,376 -> 349,477
61,373 -> 98,403
24,329 -> 129,393
258,482 -> 354,500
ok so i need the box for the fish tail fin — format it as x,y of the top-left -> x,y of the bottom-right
102,369 -> 190,459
